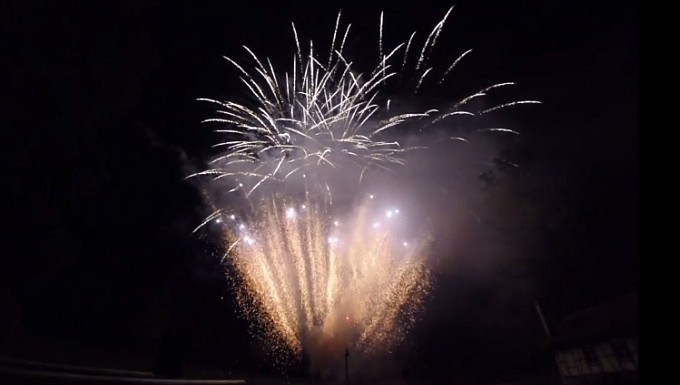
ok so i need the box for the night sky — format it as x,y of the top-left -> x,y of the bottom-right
3,0 -> 637,380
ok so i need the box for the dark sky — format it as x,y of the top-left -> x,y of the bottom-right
3,0 -> 637,378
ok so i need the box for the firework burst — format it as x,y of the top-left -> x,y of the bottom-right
191,6 -> 538,368
218,197 -> 430,364
188,6 -> 539,200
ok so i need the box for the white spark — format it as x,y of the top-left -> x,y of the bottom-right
286,207 -> 297,219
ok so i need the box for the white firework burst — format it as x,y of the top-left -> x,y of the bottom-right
190,6 -> 539,202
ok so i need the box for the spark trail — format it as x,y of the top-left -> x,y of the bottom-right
219,198 -> 430,363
